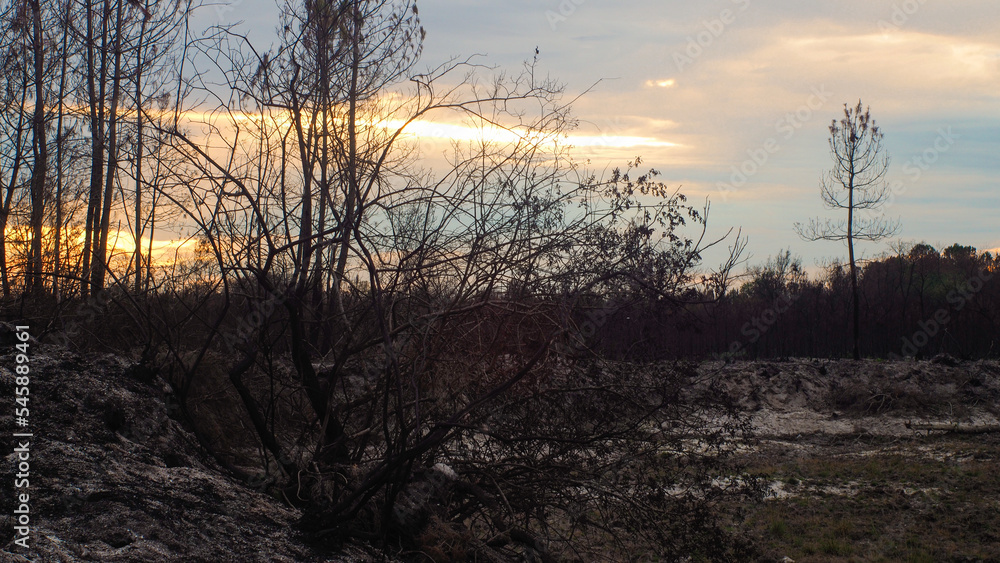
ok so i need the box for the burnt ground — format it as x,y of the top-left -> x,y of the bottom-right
702,356 -> 1000,562
2,341 -> 999,562
0,348 -> 388,562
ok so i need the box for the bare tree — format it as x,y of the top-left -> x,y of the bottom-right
0,0 -> 760,555
795,100 -> 898,359
121,0 -> 191,295
90,0 -> 128,293
52,0 -> 73,300
25,0 -> 48,295
0,0 -> 33,297
149,1 -> 751,558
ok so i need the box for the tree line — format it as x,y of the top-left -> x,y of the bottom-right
588,242 -> 998,361
1,0 -> 191,299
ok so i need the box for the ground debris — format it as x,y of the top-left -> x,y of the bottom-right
0,347 -> 391,562
906,421 -> 1000,434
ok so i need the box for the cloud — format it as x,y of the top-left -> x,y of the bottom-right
645,79 -> 677,88
201,0 -> 1000,269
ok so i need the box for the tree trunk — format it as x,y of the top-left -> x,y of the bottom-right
53,2 -> 71,301
27,0 -> 48,295
133,2 -> 149,294
0,84 -> 29,298
83,0 -> 110,298
93,0 -> 126,292
847,156 -> 860,360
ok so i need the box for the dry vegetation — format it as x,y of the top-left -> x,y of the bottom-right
6,315 -> 998,562
715,357 -> 1000,562
0,340 -> 385,562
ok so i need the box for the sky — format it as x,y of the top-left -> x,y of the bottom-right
203,0 -> 1000,275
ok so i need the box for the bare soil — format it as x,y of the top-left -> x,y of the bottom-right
3,341 -> 998,561
0,347 -> 389,562
705,356 -> 1000,562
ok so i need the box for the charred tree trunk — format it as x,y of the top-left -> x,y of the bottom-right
26,0 -> 48,296
82,0 -> 109,298
0,84 -> 29,298
92,0 -> 125,292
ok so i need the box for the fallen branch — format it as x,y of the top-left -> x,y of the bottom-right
905,421 -> 1000,434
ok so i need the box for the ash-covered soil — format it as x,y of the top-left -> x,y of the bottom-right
0,346 -> 386,562
705,356 -> 1000,561
3,338 -> 998,561
700,355 -> 1000,438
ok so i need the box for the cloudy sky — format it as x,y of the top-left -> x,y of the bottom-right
209,0 -> 1000,272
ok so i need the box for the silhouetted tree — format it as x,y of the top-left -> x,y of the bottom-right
25,0 -> 48,295
0,0 -> 33,296
150,1 -> 750,558
795,100 -> 898,359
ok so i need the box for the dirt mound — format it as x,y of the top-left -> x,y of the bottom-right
701,356 -> 1000,417
0,348 -> 384,562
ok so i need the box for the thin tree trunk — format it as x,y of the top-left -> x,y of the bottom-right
311,18 -> 331,350
93,0 -> 125,292
83,0 -> 109,298
146,141 -> 161,288
0,84 -> 30,298
27,0 -> 48,295
848,168 -> 860,360
134,2 -> 149,294
53,2 -> 71,301
331,7 -> 363,335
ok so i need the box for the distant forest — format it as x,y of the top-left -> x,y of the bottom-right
591,243 -> 998,361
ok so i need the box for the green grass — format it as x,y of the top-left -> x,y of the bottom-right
741,435 -> 1000,561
